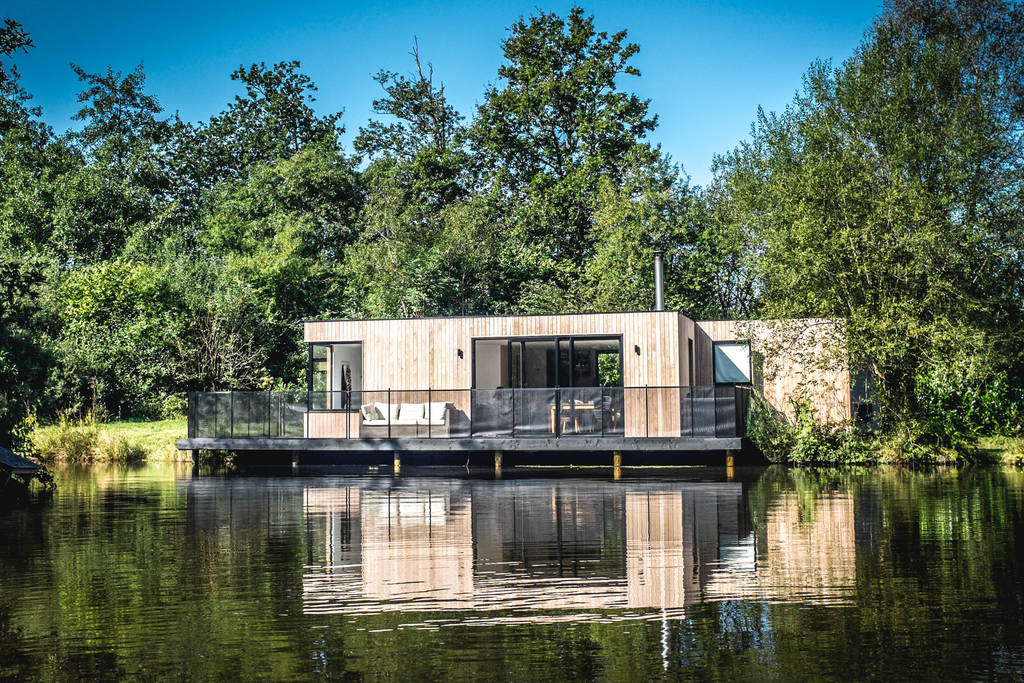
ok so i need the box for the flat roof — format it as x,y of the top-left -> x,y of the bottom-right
304,309 -> 691,324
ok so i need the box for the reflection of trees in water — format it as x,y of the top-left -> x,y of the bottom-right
0,599 -> 35,680
3,466 -> 1023,680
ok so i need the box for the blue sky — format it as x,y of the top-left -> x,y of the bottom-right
6,0 -> 881,187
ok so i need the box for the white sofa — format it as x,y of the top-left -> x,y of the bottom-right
360,401 -> 453,437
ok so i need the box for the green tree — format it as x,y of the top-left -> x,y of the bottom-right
0,19 -> 53,448
584,152 -> 724,315
39,62 -> 174,264
189,61 -> 343,188
0,18 -> 41,134
345,45 -> 504,317
0,17 -> 58,255
713,0 -> 1024,443
200,144 -> 361,381
0,251 -> 50,449
470,7 -> 661,310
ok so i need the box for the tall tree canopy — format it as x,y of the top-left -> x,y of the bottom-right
712,0 -> 1024,438
471,7 -> 665,310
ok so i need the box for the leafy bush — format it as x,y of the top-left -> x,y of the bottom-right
747,392 -> 872,464
1001,439 -> 1024,468
916,367 -> 1024,446
157,394 -> 187,420
746,391 -> 795,462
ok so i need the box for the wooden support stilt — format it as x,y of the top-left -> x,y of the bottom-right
725,449 -> 735,481
613,451 -> 622,480
393,451 -> 401,476
494,451 -> 503,478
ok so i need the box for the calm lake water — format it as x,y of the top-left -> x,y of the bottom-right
2,464 -> 1023,681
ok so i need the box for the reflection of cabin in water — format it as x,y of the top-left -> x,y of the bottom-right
289,481 -> 858,616
179,478 -> 858,619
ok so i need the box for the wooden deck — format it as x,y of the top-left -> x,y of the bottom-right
0,446 -> 43,476
176,435 -> 743,453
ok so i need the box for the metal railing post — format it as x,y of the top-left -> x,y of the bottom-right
644,385 -> 650,438
387,388 -> 392,439
690,386 -> 696,437
428,387 -> 432,439
469,389 -> 474,438
229,391 -> 235,439
555,386 -> 560,438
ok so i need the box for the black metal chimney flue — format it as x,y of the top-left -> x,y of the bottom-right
653,250 -> 665,311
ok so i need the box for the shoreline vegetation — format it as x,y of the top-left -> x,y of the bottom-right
2,2 -> 1023,465
28,415 -> 187,465
21,412 -> 1024,469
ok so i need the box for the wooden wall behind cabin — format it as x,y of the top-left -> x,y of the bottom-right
304,312 -> 687,437
695,319 -> 850,424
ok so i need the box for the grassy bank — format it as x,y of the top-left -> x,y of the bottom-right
25,415 -> 1023,468
29,417 -> 188,464
976,436 -> 1024,467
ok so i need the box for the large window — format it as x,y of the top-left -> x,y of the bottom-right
473,336 -> 622,388
308,342 -> 363,410
713,341 -> 751,384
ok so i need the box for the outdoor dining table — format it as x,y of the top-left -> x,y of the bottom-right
548,402 -> 597,433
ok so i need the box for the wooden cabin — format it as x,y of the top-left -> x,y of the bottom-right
180,308 -> 848,458
300,310 -> 849,439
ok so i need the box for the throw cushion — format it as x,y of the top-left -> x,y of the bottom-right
398,403 -> 424,422
427,401 -> 450,423
360,404 -> 379,421
374,402 -> 400,422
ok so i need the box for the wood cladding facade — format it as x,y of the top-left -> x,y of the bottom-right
305,312 -> 684,438
302,311 -> 850,438
305,312 -> 684,389
695,319 -> 851,424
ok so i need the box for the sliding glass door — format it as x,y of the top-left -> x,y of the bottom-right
488,337 -> 621,390
472,336 -> 623,437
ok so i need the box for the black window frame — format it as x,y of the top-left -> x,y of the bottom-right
712,340 -> 753,385
471,334 -> 624,389
306,341 -> 364,412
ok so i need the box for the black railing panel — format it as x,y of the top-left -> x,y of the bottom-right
470,389 -> 513,437
688,386 -> 717,437
559,387 -> 616,436
186,385 -> 752,440
514,388 -> 557,437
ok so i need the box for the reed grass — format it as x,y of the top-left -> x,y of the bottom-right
29,415 -> 186,463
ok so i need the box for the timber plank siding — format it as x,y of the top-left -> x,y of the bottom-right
304,311 -> 686,438
303,311 -> 850,440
